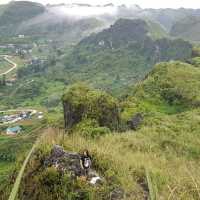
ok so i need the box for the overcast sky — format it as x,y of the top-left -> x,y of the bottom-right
0,0 -> 200,9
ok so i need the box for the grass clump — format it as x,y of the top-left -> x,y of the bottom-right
74,119 -> 111,138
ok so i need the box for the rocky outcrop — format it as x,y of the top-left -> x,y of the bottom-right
62,84 -> 120,130
44,145 -> 84,177
127,113 -> 143,130
44,145 -> 102,184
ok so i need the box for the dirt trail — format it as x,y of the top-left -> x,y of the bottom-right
0,55 -> 17,76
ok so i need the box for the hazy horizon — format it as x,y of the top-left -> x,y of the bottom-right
0,0 -> 200,9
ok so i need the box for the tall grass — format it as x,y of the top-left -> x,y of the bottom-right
35,120 -> 200,200
15,107 -> 200,199
8,143 -> 37,200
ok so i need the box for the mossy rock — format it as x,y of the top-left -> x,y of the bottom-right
62,83 -> 120,130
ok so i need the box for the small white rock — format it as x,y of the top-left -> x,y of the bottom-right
90,176 -> 101,185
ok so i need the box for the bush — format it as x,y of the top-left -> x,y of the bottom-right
62,83 -> 120,130
133,61 -> 200,108
74,119 -> 111,138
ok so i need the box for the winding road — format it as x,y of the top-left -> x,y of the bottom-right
0,55 -> 17,76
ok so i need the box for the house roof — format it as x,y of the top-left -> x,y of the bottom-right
7,126 -> 22,132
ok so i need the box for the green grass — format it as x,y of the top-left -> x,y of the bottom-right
0,20 -> 199,199
21,106 -> 200,200
8,142 -> 37,200
0,58 -> 11,74
132,61 -> 200,108
0,122 -> 46,199
16,59 -> 200,199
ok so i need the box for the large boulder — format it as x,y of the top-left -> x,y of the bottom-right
62,84 -> 120,130
127,113 -> 143,130
44,145 -> 102,183
44,145 -> 84,177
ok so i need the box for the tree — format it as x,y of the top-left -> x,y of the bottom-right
2,75 -> 6,86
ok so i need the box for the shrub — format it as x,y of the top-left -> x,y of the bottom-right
62,83 -> 120,130
74,119 -> 111,138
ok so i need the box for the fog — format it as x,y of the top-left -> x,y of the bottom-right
49,5 -> 118,17
5,0 -> 200,9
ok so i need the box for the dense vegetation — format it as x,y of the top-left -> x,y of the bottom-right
62,84 -> 120,130
8,18 -> 192,109
63,19 -> 192,94
170,16 -> 200,42
0,1 -> 200,42
1,2 -> 200,199
0,1 -> 45,36
0,121 -> 46,199
16,57 -> 200,200
133,61 -> 200,108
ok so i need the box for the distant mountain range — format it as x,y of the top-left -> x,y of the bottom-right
0,1 -> 199,43
170,15 -> 200,42
59,18 -> 192,94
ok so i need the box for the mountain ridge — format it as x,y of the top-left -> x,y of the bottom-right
0,1 -> 199,40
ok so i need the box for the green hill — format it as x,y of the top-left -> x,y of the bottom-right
170,16 -> 200,42
10,19 -> 193,109
62,19 -> 192,95
0,1 -> 106,42
146,20 -> 168,39
1,4 -> 200,200
0,1 -> 45,36
133,61 -> 200,108
0,1 -> 45,25
14,59 -> 200,200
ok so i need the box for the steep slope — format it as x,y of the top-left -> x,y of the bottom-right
116,6 -> 200,33
0,1 -> 107,41
145,20 -> 168,39
63,19 -> 192,95
121,61 -> 200,122
15,59 -> 200,200
170,16 -> 200,42
0,1 -> 45,36
140,8 -> 200,31
17,16 -> 105,42
134,61 -> 200,106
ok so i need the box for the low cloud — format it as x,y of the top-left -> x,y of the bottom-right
48,5 -> 118,17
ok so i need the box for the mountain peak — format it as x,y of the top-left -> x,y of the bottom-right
127,4 -> 142,9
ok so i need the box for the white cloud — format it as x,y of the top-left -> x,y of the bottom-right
1,0 -> 200,8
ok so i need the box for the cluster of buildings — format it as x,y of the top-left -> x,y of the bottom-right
0,110 -> 44,135
0,38 -> 35,58
0,111 -> 32,124
28,57 -> 47,66
6,126 -> 22,135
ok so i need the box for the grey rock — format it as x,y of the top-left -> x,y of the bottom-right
127,113 -> 143,130
110,188 -> 124,200
44,145 -> 102,182
44,145 -> 84,177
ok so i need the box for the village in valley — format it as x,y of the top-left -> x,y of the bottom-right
0,34 -> 52,87
0,110 -> 44,135
0,35 -> 50,136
